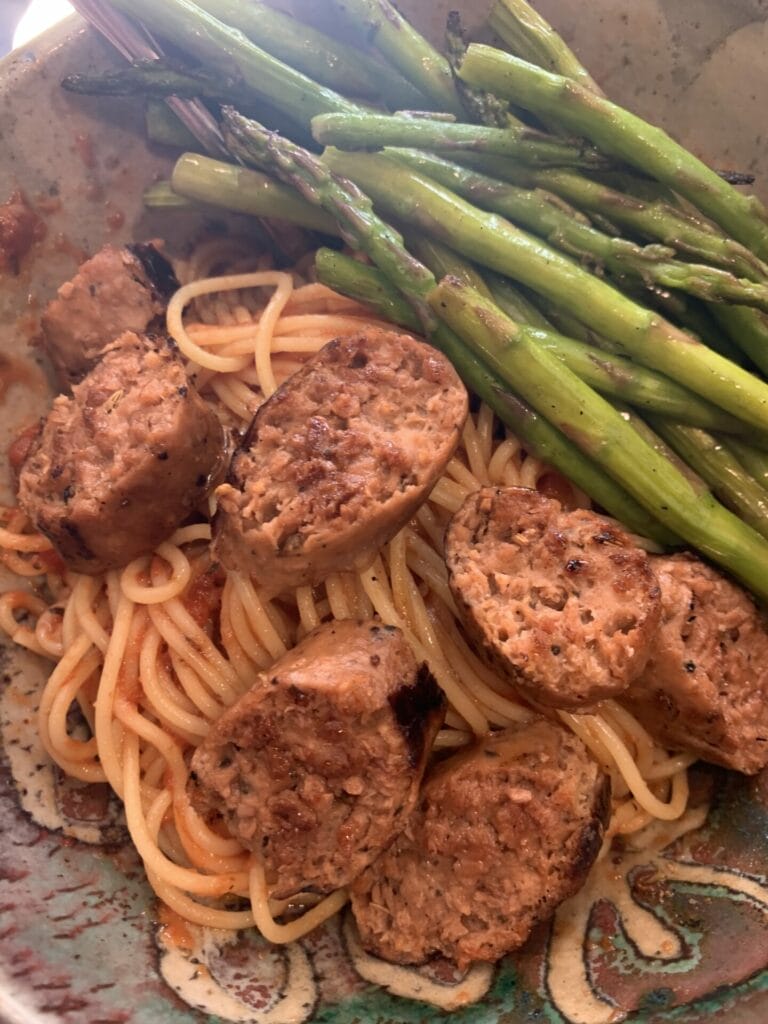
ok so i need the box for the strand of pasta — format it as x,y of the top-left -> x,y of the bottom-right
93,591 -> 138,796
0,590 -> 52,657
168,271 -> 293,374
359,557 -> 489,736
253,272 -> 294,397
145,790 -> 257,930
230,574 -> 289,660
248,860 -> 349,945
138,625 -> 210,740
120,544 -> 193,606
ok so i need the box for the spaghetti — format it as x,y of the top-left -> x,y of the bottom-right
0,264 -> 697,946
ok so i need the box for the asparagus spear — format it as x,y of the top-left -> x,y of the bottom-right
724,438 -> 768,491
312,111 -> 609,169
314,248 -> 420,329
453,155 -> 768,283
489,0 -> 603,95
294,0 -> 465,117
145,99 -> 200,149
710,306 -> 768,378
170,153 -> 339,233
458,45 -> 768,259
484,271 -> 555,330
143,181 -> 193,208
617,405 -> 708,494
649,419 -> 768,542
527,333 -> 755,434
431,277 -> 768,596
637,287 -> 748,364
322,148 -> 768,430
444,10 -> 518,129
387,149 -> 768,311
107,0 -> 364,126
63,59 -> 245,100
192,0 -> 427,110
406,237 -> 493,299
313,248 -> 675,544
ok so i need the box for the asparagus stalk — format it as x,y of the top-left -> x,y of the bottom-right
724,438 -> 768,491
484,272 -> 555,330
169,153 -> 340,234
322,148 -> 768,430
406,237 -> 493,299
145,99 -> 200,149
313,248 -> 675,544
649,419 -> 768,542
489,0 -> 603,95
527,332 -> 755,434
454,155 -> 768,283
63,59 -> 244,99
314,248 -> 420,329
312,112 -> 610,169
387,149 -> 768,311
431,277 -> 768,595
616,405 -> 708,494
444,10 -> 519,129
107,0 -> 364,126
458,45 -> 768,259
710,306 -> 768,378
520,293 -> 618,350
296,0 -> 465,117
143,180 -> 193,208
192,0 -> 427,110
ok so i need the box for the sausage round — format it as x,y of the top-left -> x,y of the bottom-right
188,619 -> 446,899
623,553 -> 768,774
18,331 -> 224,574
350,718 -> 610,968
40,242 -> 178,385
445,487 -> 661,709
213,328 -> 468,594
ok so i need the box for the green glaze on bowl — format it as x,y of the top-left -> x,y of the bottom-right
2,5 -> 768,1022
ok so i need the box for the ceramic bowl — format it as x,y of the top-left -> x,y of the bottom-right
2,4 -> 768,1023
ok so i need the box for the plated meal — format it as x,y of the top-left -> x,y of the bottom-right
2,1 -> 768,1023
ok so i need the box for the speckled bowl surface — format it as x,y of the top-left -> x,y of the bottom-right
3,4 -> 768,1023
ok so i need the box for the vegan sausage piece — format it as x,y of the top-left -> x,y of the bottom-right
18,331 -> 224,573
624,553 -> 768,774
189,619 -> 446,899
446,487 -> 661,709
351,719 -> 610,968
40,242 -> 179,385
213,328 -> 468,593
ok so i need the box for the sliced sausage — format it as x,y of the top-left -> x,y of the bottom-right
623,553 -> 768,774
213,328 -> 468,594
17,331 -> 224,574
351,719 -> 610,968
40,242 -> 178,384
445,487 -> 661,710
189,619 -> 446,899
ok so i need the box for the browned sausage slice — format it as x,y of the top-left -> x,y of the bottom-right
189,619 -> 446,898
623,553 -> 768,774
213,328 -> 468,593
18,331 -> 224,574
446,487 -> 661,709
351,719 -> 610,968
40,242 -> 178,385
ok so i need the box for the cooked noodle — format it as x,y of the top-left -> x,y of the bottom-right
0,264 -> 697,944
